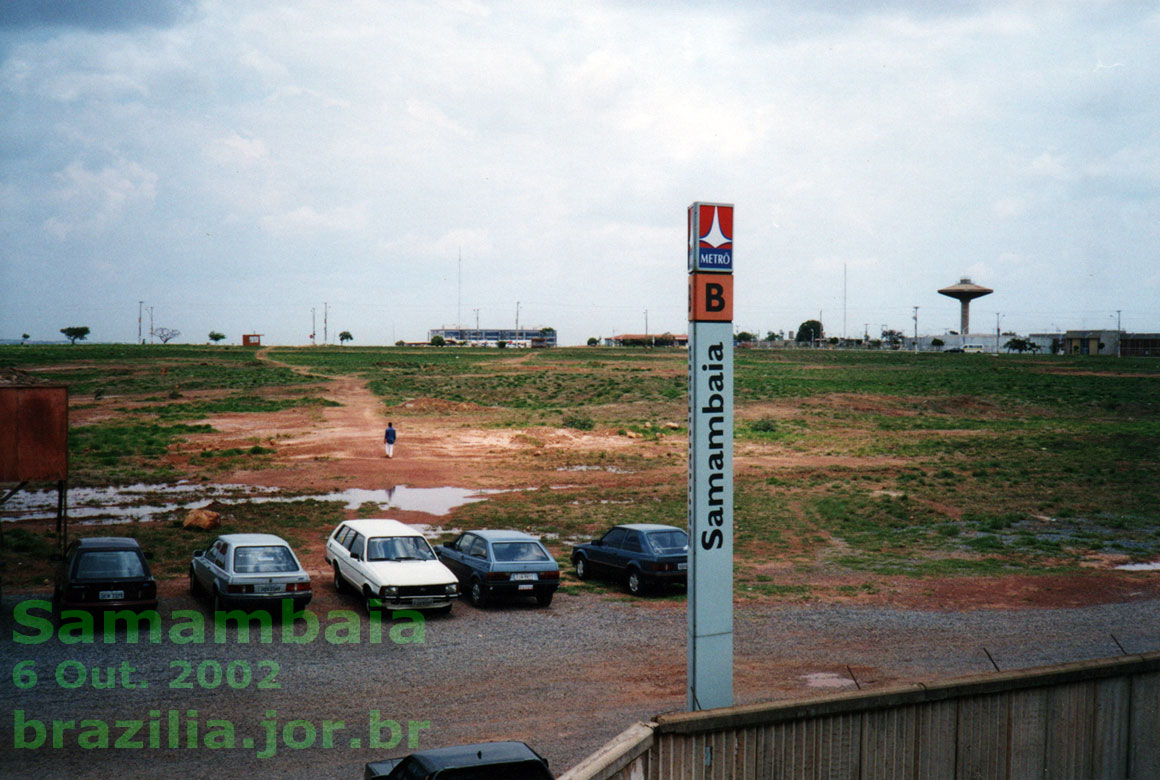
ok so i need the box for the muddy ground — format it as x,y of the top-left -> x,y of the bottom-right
3,353 -> 1158,779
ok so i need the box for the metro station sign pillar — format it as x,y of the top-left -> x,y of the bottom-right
687,202 -> 734,711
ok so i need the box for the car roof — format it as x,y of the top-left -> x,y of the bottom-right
614,523 -> 685,533
403,741 -> 548,771
340,518 -> 422,537
469,529 -> 540,542
216,533 -> 292,546
73,536 -> 143,550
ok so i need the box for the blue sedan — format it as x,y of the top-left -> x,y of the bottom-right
436,530 -> 560,608
571,523 -> 688,595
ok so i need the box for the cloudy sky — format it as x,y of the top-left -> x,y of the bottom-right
1,0 -> 1156,346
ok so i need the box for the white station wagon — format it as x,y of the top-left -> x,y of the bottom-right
325,519 -> 458,613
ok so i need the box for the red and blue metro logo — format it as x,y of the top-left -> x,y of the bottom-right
690,203 -> 733,272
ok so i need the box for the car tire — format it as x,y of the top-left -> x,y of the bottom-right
189,567 -> 201,598
536,590 -> 554,607
212,589 -> 226,613
468,579 -> 488,608
363,587 -> 381,614
333,562 -> 348,594
626,568 -> 646,596
575,556 -> 590,581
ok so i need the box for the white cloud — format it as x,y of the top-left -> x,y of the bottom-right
260,204 -> 369,235
43,159 -> 157,239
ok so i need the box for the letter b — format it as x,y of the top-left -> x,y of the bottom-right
706,283 -> 725,312
14,710 -> 46,749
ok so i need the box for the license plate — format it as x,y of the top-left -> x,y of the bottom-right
99,590 -> 124,600
518,584 -> 534,591
255,584 -> 283,594
511,573 -> 537,581
677,563 -> 688,571
412,597 -> 437,604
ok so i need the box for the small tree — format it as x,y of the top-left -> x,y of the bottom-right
61,326 -> 90,344
931,337 -> 945,348
587,337 -> 599,346
795,320 -> 822,343
881,328 -> 905,348
430,335 -> 445,347
208,331 -> 226,344
21,333 -> 30,345
395,340 -> 405,347
339,331 -> 353,345
764,331 -> 783,341
735,331 -> 756,343
153,327 -> 180,344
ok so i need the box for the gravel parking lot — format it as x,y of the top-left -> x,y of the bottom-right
3,585 -> 1158,780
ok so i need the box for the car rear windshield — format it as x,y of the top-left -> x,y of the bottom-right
367,536 -> 435,562
74,550 -> 147,580
233,545 -> 298,574
646,530 -> 688,554
492,542 -> 551,562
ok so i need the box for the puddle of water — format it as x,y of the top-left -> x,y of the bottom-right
803,672 -> 857,689
1116,562 -> 1160,571
1,483 -> 497,524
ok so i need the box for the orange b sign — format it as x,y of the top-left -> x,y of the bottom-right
688,273 -> 733,322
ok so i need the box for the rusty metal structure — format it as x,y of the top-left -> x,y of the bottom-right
0,385 -> 69,552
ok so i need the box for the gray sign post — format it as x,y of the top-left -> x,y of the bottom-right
687,202 -> 734,711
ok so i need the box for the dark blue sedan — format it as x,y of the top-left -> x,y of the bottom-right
436,530 -> 560,607
571,523 -> 688,595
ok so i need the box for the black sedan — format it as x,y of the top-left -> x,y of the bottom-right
571,523 -> 688,595
365,740 -> 552,780
436,529 -> 560,607
53,536 -> 157,614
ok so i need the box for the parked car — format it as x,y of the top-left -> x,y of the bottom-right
189,533 -> 312,611
325,518 -> 458,613
571,523 -> 688,595
364,740 -> 553,780
54,536 -> 157,614
436,529 -> 560,607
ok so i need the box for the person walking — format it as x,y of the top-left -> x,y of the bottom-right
384,422 -> 397,458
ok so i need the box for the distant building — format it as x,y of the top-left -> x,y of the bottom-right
1062,331 -> 1160,357
242,334 -> 262,347
428,328 -> 557,348
1121,333 -> 1160,357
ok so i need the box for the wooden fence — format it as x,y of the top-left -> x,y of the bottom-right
559,651 -> 1160,780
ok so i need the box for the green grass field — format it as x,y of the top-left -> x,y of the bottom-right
3,344 -> 1158,592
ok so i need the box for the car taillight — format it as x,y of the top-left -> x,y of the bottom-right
287,582 -> 310,592
540,570 -> 560,580
487,572 -> 509,581
142,581 -> 157,597
227,584 -> 254,594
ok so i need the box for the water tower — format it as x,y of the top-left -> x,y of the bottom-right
938,277 -> 992,334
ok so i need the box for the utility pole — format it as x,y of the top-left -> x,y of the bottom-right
644,309 -> 649,346
148,307 -> 154,344
138,301 -> 143,344
1116,309 -> 1122,357
995,312 -> 1002,353
515,301 -> 520,335
311,308 -> 316,345
843,262 -> 847,342
324,302 -> 328,345
913,306 -> 919,354
457,248 -> 462,330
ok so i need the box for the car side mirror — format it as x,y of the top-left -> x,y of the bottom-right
351,551 -> 361,561
192,550 -> 205,558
